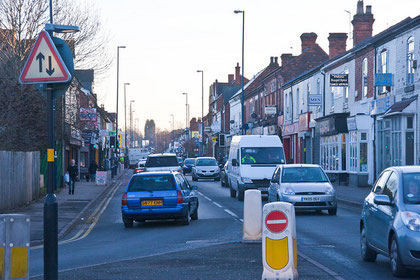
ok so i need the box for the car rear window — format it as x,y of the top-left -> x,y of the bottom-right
403,173 -> 420,204
184,159 -> 195,164
146,156 -> 178,167
196,159 -> 218,166
282,167 -> 329,183
128,175 -> 176,192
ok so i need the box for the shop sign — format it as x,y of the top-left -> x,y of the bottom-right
283,123 -> 298,136
264,105 -> 277,115
374,73 -> 393,86
330,74 -> 348,86
298,112 -> 311,132
252,126 -> 262,135
347,117 -> 357,131
268,125 -> 276,135
80,107 -> 97,121
191,131 -> 200,138
318,118 -> 335,136
369,96 -> 392,115
308,95 -> 322,106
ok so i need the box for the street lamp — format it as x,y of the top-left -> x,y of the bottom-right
197,70 -> 204,155
115,45 -> 126,160
344,10 -> 352,42
124,82 -> 130,156
182,92 -> 188,129
234,10 -> 245,135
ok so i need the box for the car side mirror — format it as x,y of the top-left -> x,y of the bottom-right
232,159 -> 238,166
191,186 -> 198,190
374,195 -> 393,206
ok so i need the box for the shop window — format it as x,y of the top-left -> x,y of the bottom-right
320,135 -> 341,171
341,134 -> 347,171
407,37 -> 415,85
407,116 -> 413,129
362,58 -> 368,97
350,131 -> 358,171
360,142 -> 368,172
378,49 -> 388,94
80,152 -> 88,168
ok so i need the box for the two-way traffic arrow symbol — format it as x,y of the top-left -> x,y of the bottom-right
46,56 -> 55,76
36,52 -> 45,73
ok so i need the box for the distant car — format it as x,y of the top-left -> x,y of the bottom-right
133,160 -> 147,174
182,158 -> 195,174
220,162 -> 229,187
268,164 -> 337,215
192,157 -> 220,181
121,171 -> 199,228
360,166 -> 420,277
177,157 -> 184,166
145,153 -> 182,173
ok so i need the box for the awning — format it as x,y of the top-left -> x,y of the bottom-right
382,96 -> 417,118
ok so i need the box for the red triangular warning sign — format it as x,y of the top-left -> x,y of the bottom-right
19,31 -> 71,84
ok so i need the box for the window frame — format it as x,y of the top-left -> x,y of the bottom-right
362,57 -> 368,97
407,36 -> 415,85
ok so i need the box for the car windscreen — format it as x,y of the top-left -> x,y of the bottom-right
281,167 -> 329,183
240,147 -> 285,164
177,158 -> 183,163
196,159 -> 218,166
184,159 -> 195,165
403,173 -> 420,204
128,175 -> 176,192
146,156 -> 178,167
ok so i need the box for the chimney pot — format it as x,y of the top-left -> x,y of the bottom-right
274,57 -> 278,64
357,0 -> 364,14
300,32 -> 318,52
352,1 -> 375,46
235,63 -> 240,81
366,5 -> 372,14
228,74 -> 234,83
328,33 -> 348,59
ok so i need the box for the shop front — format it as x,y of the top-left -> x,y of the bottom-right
298,113 -> 312,164
282,122 -> 299,164
315,113 -> 349,184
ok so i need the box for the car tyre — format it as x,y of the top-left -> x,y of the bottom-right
191,207 -> 198,220
390,235 -> 407,277
215,177 -> 220,182
192,174 -> 198,181
360,226 -> 377,262
230,185 -> 236,198
123,217 -> 133,228
238,189 -> 244,201
182,210 -> 191,225
328,206 -> 337,216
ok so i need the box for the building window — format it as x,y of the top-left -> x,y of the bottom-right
320,134 -> 341,171
316,79 -> 320,95
344,69 -> 349,102
391,117 -> 402,166
349,131 -> 358,171
378,49 -> 388,94
349,131 -> 368,172
360,132 -> 368,172
407,37 -> 415,85
296,88 -> 300,115
362,58 -> 368,97
406,116 -> 414,165
271,81 -> 276,93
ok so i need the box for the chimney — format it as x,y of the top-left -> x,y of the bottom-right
281,53 -> 294,66
235,62 -> 240,81
300,32 -> 317,52
228,74 -> 234,83
328,33 -> 348,59
274,57 -> 278,64
352,0 -> 375,46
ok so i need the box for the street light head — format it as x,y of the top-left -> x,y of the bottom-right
125,82 -> 130,86
234,10 -> 243,14
45,24 -> 80,33
118,46 -> 126,49
182,92 -> 187,95
197,70 -> 203,73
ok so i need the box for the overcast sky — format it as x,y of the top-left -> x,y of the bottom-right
89,0 -> 419,132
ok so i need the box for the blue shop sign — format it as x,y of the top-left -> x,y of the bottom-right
374,73 -> 393,86
370,96 -> 392,115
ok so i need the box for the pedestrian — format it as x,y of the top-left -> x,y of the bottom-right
89,160 -> 98,182
67,159 -> 78,195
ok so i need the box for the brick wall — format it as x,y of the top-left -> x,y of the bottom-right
354,48 -> 374,101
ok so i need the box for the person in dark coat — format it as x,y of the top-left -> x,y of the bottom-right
89,161 -> 98,182
67,159 -> 78,194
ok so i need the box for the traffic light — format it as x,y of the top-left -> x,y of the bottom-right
219,134 -> 225,147
110,136 -> 116,149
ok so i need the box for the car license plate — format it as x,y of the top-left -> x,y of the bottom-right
301,196 -> 320,202
141,200 -> 163,206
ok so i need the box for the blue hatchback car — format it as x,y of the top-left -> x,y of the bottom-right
121,171 -> 199,228
360,166 -> 420,277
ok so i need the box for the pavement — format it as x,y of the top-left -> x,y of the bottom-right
9,168 -> 130,246
334,184 -> 371,209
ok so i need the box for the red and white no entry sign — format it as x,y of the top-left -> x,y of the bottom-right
265,210 -> 288,233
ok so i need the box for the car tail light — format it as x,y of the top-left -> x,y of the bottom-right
177,190 -> 183,203
122,192 -> 127,205
178,168 -> 182,173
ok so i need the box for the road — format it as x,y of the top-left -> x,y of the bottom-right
30,173 -> 419,279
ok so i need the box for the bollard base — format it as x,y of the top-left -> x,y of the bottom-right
241,238 -> 262,244
262,268 -> 298,280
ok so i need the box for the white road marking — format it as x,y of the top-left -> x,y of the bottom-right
203,195 -> 212,202
298,251 -> 346,280
224,209 -> 238,218
267,219 -> 287,225
212,202 -> 223,208
197,191 -> 203,195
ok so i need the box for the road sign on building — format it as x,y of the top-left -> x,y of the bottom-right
19,31 -> 71,84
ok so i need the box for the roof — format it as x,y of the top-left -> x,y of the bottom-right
231,68 -> 267,99
383,96 -> 417,117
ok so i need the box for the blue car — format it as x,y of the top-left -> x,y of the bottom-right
360,166 -> 420,277
121,171 -> 199,228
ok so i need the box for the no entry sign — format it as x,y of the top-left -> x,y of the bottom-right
265,210 -> 288,233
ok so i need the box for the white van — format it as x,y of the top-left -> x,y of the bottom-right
227,135 -> 286,201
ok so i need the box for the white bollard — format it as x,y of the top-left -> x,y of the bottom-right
242,190 -> 262,241
262,202 -> 298,280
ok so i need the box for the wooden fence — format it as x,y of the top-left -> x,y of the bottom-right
0,151 -> 40,212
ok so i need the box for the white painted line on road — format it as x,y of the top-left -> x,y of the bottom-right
224,209 -> 238,218
298,251 -> 346,280
203,195 -> 212,202
197,191 -> 203,195
212,202 -> 223,208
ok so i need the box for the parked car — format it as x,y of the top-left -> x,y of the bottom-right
177,157 -> 184,166
182,158 -> 195,174
145,153 -> 182,173
228,135 -> 286,201
268,164 -> 337,215
220,161 -> 229,187
192,157 -> 220,181
121,171 -> 199,228
360,166 -> 420,277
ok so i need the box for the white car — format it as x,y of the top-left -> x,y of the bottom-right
192,157 -> 220,181
145,153 -> 182,173
268,164 -> 337,215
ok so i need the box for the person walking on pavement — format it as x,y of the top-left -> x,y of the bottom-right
89,160 -> 98,182
67,159 -> 78,195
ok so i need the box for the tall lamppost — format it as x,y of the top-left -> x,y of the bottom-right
197,70 -> 204,155
182,92 -> 188,129
234,10 -> 245,135
115,45 -> 126,163
130,100 -> 135,147
124,82 -> 130,156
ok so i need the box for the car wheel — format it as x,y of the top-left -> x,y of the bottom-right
390,235 -> 407,277
182,210 -> 191,225
221,179 -> 225,187
328,206 -> 337,216
237,189 -> 244,201
230,185 -> 236,198
192,175 -> 198,181
123,217 -> 133,228
360,226 -> 377,262
191,207 -> 198,220
215,177 -> 220,181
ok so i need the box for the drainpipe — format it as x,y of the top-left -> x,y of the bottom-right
373,47 -> 377,184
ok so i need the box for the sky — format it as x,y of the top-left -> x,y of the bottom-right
88,0 -> 420,133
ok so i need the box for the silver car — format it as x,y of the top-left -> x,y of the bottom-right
268,164 -> 337,215
192,157 -> 220,181
360,166 -> 420,277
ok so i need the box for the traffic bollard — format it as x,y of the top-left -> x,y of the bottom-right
0,214 -> 30,280
262,202 -> 298,280
242,190 -> 262,241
